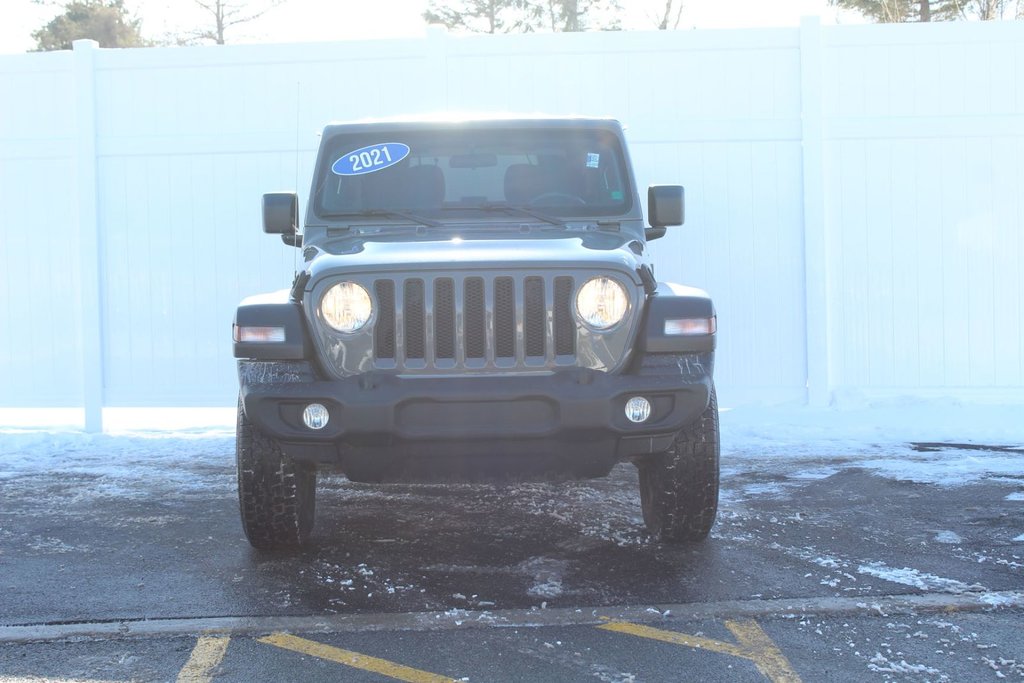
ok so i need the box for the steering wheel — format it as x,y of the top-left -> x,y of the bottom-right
529,192 -> 586,207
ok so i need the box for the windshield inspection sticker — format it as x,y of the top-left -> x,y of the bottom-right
586,152 -> 601,168
332,143 -> 410,176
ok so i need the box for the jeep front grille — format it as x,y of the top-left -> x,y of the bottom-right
372,274 -> 576,371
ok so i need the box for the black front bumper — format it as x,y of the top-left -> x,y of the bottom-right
238,354 -> 713,482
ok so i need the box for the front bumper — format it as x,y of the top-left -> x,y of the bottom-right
238,353 -> 713,481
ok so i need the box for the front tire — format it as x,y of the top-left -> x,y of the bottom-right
236,399 -> 316,549
637,387 -> 719,542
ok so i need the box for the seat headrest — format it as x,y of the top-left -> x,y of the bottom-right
504,164 -> 543,205
401,164 -> 445,208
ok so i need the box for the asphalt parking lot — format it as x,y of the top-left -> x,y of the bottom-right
0,430 -> 1021,682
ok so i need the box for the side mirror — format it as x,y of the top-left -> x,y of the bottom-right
263,192 -> 302,246
646,185 -> 684,241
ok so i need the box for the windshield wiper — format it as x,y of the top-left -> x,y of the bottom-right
443,203 -> 565,226
320,209 -> 441,228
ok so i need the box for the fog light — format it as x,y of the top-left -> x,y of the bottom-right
302,403 -> 329,430
624,396 -> 652,423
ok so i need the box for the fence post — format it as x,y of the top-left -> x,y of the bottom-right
799,17 -> 831,406
73,39 -> 104,432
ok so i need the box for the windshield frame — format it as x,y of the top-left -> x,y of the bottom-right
309,124 -> 636,225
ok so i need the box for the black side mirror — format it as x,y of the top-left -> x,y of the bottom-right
263,192 -> 302,246
646,185 -> 684,241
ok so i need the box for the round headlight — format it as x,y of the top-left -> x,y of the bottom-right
321,282 -> 372,333
576,276 -> 629,330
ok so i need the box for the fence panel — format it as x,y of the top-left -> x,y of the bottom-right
1,20 -> 1023,423
0,52 -> 82,407
821,23 -> 1024,399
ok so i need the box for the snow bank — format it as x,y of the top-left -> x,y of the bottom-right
719,399 -> 1024,486
721,398 -> 1024,457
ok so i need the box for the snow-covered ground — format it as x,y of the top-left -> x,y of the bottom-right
721,399 -> 1024,487
0,399 -> 1021,489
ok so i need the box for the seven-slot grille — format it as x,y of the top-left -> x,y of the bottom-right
372,274 -> 576,371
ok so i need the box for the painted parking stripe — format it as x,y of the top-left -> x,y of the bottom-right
599,620 -> 801,683
724,621 -> 802,683
177,635 -> 230,683
259,632 -> 458,683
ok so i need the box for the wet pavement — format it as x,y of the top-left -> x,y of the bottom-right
0,435 -> 1021,681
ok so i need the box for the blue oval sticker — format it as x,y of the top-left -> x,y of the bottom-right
332,142 -> 410,176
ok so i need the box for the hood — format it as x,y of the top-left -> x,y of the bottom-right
304,231 -> 647,282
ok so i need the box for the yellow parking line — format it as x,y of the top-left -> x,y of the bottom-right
599,621 -> 749,658
259,632 -> 458,683
725,620 -> 801,683
599,620 -> 801,683
177,635 -> 230,683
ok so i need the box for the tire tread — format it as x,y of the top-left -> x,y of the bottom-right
638,388 -> 720,542
237,401 -> 316,548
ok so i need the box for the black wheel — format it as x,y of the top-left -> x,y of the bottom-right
236,399 -> 316,549
637,387 -> 719,542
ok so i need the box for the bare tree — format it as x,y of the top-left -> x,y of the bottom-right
425,0 -> 620,33
653,0 -> 684,29
423,0 -> 535,34
968,0 -> 1012,18
191,0 -> 285,45
537,0 -> 621,32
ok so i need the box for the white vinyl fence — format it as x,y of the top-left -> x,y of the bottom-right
1,18 -> 1022,430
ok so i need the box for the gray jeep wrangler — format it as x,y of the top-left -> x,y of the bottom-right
233,117 -> 718,549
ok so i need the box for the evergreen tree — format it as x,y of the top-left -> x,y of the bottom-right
830,0 -> 1018,21
32,0 -> 147,50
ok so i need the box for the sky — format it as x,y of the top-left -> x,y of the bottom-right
1,0 -> 848,54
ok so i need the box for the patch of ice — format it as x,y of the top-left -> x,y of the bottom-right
934,531 -> 962,544
787,467 -> 840,481
978,592 -> 1024,607
812,555 -> 841,569
520,557 -> 567,599
1012,534 -> 1024,543
857,561 -> 984,593
767,543 -> 845,570
867,652 -> 942,676
26,536 -> 77,553
527,577 -> 563,598
741,482 -> 788,497
857,453 -> 1024,487
1006,492 -> 1024,501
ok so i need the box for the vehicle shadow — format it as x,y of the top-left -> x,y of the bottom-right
240,464 -> 732,615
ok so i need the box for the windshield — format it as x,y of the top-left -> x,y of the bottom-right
313,127 -> 633,221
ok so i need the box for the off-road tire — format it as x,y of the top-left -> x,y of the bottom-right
637,387 -> 719,542
236,400 -> 316,549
